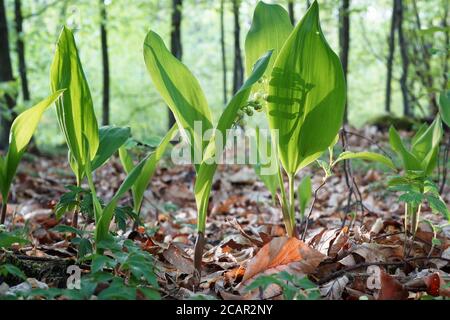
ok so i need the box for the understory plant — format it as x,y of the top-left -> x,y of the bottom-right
244,1 -> 346,236
50,27 -> 163,252
143,26 -> 272,278
0,91 -> 64,224
333,115 -> 449,254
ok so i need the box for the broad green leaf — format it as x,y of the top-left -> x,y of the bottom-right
245,1 -> 292,81
389,126 -> 422,171
120,125 -> 178,213
91,126 -> 131,171
411,117 -> 442,162
1,91 -> 64,198
439,90 -> 450,127
143,31 -> 212,168
267,2 -> 346,175
194,51 -> 272,232
333,151 -> 396,170
253,126 -> 279,203
51,26 -> 99,180
298,175 -> 311,218
0,264 -> 27,280
0,232 -> 28,248
96,154 -> 150,243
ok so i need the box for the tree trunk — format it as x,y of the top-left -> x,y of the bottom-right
397,0 -> 410,117
385,0 -> 399,114
169,0 -> 182,129
220,0 -> 227,104
288,1 -> 295,25
411,0 -> 438,114
99,0 -> 110,126
0,0 -> 15,149
442,0 -> 449,91
14,0 -> 29,101
232,0 -> 243,94
339,0 -> 350,123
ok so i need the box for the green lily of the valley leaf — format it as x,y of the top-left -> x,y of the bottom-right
51,26 -> 99,182
0,90 -> 64,198
143,31 -> 212,169
91,126 -> 131,171
298,175 -> 312,218
411,116 -> 442,174
119,124 -> 178,213
194,51 -> 272,232
253,126 -> 279,203
245,1 -> 292,81
267,1 -> 346,175
439,90 -> 450,127
389,126 -> 422,172
333,151 -> 396,170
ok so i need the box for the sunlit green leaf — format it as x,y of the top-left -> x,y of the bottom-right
267,2 -> 346,175
333,151 -> 396,170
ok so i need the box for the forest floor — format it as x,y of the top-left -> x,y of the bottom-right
1,126 -> 449,300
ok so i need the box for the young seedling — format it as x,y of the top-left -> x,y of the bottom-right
143,29 -> 272,280
118,124 -> 178,226
51,27 -> 131,227
244,1 -> 346,237
333,117 -> 449,256
0,91 -> 64,224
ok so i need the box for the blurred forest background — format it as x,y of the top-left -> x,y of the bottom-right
0,0 -> 449,151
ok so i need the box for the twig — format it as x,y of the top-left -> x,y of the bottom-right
317,256 -> 450,285
301,180 -> 326,241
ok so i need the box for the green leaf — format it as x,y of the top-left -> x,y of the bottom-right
389,126 -> 422,172
0,91 -> 64,198
298,175 -> 312,218
51,225 -> 85,237
91,126 -> 131,171
333,151 -> 396,170
194,51 -> 273,232
245,1 -> 292,82
426,194 -> 450,220
0,264 -> 27,280
411,118 -> 442,174
95,154 -> 150,244
253,126 -> 279,203
78,238 -> 93,259
51,26 -> 99,181
120,125 -> 177,213
143,31 -> 212,169
267,2 -> 346,175
439,90 -> 450,127
0,232 -> 28,248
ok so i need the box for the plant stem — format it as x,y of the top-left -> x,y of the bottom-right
0,199 -> 7,225
277,164 -> 293,237
193,231 -> 205,287
288,173 -> 297,237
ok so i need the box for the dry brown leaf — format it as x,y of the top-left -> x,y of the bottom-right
162,244 -> 195,274
242,237 -> 325,283
376,270 -> 409,300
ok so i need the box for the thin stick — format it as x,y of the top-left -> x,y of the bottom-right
1,199 -> 8,225
301,179 -> 326,241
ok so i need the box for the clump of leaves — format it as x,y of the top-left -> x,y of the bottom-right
0,91 -> 64,224
245,271 -> 320,300
244,1 -> 346,237
20,237 -> 161,300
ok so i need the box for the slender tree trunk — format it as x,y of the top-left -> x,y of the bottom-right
397,0 -> 410,117
220,0 -> 227,104
99,0 -> 110,126
442,0 -> 449,91
411,0 -> 438,114
339,0 -> 350,123
0,0 -> 15,149
232,0 -> 243,94
14,0 -> 29,101
288,0 -> 295,25
169,0 -> 182,129
385,0 -> 399,114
